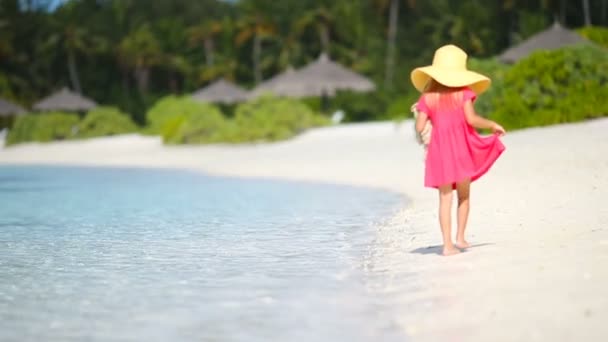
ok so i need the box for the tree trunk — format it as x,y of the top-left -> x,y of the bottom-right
67,50 -> 82,94
134,67 -> 149,95
319,23 -> 330,53
204,37 -> 214,67
168,70 -> 178,94
384,0 -> 399,89
582,0 -> 592,26
122,69 -> 130,96
253,32 -> 262,85
560,0 -> 566,25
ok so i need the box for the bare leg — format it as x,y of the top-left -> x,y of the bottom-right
438,184 -> 460,256
455,179 -> 471,249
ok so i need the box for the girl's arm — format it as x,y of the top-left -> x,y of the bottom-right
464,100 -> 505,135
415,111 -> 429,134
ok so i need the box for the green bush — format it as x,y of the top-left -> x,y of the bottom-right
385,90 -> 420,122
329,90 -> 389,122
301,97 -> 322,113
486,45 -> 608,130
75,106 -> 138,138
230,95 -> 329,142
0,72 -> 15,100
169,108 -> 227,144
7,112 -> 80,145
468,58 -> 511,116
145,95 -> 226,143
577,26 -> 608,48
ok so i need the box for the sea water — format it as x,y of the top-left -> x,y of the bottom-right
0,166 -> 407,341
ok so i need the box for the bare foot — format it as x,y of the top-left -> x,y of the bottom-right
455,240 -> 471,249
442,246 -> 461,256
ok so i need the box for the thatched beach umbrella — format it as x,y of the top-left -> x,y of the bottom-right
191,79 -> 249,104
0,98 -> 26,117
250,54 -> 376,98
248,66 -> 299,98
499,22 -> 589,63
33,87 -> 97,112
296,53 -> 376,96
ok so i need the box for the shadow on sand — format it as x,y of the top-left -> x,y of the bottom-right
410,243 -> 494,255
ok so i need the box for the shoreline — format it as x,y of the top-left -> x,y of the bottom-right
1,119 -> 608,341
0,121 -> 422,198
0,161 -> 409,198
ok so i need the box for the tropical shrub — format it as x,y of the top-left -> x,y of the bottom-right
486,45 -> 608,130
385,89 -> 421,121
329,90 -> 389,122
301,97 -> 322,114
146,95 -> 226,143
169,108 -> 227,144
577,26 -> 608,48
7,112 -> 79,145
468,57 -> 511,116
0,72 -> 15,100
230,95 -> 329,142
75,106 -> 138,138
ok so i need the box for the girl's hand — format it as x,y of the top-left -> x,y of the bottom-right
492,123 -> 506,136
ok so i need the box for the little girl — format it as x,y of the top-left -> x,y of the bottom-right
411,45 -> 506,256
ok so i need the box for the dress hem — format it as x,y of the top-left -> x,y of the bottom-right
424,143 -> 506,189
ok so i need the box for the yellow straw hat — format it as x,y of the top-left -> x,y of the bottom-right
410,44 -> 491,94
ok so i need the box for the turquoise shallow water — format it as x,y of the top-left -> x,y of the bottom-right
0,166 -> 407,341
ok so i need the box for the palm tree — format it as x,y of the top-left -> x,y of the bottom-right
277,33 -> 303,70
294,6 -> 334,54
45,24 -> 105,94
188,20 -> 223,67
117,25 -> 162,95
384,0 -> 399,90
375,0 -> 416,89
197,17 -> 238,84
198,56 -> 238,84
0,20 -> 13,60
164,55 -> 190,94
560,0 -> 567,24
155,17 -> 193,94
582,0 -> 591,26
235,14 -> 276,85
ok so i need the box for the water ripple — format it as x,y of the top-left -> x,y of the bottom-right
0,166 -> 407,342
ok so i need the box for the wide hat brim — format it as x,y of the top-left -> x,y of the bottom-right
410,66 -> 491,94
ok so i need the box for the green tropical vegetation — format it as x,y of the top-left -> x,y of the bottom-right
1,0 -> 607,145
577,26 -> 608,47
6,107 -> 138,145
486,45 -> 608,130
75,106 -> 138,138
7,112 -> 79,145
232,95 -> 329,142
145,94 -> 328,144
145,95 -> 228,143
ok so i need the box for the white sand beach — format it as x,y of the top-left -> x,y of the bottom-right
1,118 -> 607,341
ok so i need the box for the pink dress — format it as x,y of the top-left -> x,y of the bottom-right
417,88 -> 505,189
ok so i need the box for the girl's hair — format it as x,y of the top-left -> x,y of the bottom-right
423,79 -> 464,112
